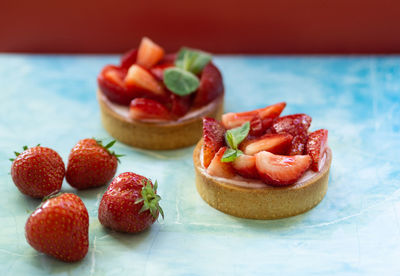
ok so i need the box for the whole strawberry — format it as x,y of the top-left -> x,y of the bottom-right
25,193 -> 89,262
10,145 -> 65,198
66,138 -> 121,189
98,172 -> 163,233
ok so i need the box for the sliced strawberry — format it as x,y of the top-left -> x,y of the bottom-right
120,48 -> 138,69
98,65 -> 138,105
207,147 -> 235,178
290,133 -> 308,155
222,102 -> 286,130
170,93 -> 192,117
125,65 -> 166,97
193,63 -> 224,107
306,129 -> 328,172
272,114 -> 312,155
249,115 -> 264,136
150,62 -> 174,81
129,98 -> 172,121
241,133 -> 293,155
272,114 -> 312,136
255,151 -> 311,186
136,37 -> 165,69
202,117 -> 226,168
232,154 -> 258,179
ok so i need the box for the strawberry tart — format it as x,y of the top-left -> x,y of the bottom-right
97,37 -> 224,150
193,102 -> 332,219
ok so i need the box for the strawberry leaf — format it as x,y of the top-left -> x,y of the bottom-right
163,67 -> 200,96
136,180 -> 164,220
221,122 -> 249,163
175,47 -> 212,75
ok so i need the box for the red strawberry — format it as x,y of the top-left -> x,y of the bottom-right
25,193 -> 89,262
120,48 -> 138,69
170,93 -> 192,117
66,139 -> 119,189
150,62 -> 174,81
249,115 -> 265,136
222,102 -> 286,130
193,63 -> 224,107
207,147 -> 235,178
241,133 -> 293,155
232,154 -> 258,179
255,151 -> 311,186
10,146 -> 65,198
98,65 -> 139,105
272,113 -> 312,136
130,98 -> 172,120
290,133 -> 309,155
306,129 -> 328,172
124,65 -> 166,97
272,114 -> 312,155
136,37 -> 165,69
98,172 -> 163,233
202,117 -> 226,168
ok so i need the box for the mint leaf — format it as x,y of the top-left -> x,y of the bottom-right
225,122 -> 250,150
176,47 -> 212,75
163,67 -> 200,96
221,148 -> 243,163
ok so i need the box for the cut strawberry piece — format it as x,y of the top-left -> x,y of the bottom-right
170,93 -> 192,118
207,147 -> 235,178
129,98 -> 172,121
136,37 -> 165,69
272,114 -> 312,136
232,154 -> 258,179
120,48 -> 138,69
98,65 -> 138,105
202,117 -> 226,168
249,115 -> 264,136
150,62 -> 174,81
125,65 -> 166,97
255,151 -> 311,186
222,102 -> 286,130
193,63 -> 224,107
241,133 -> 293,155
290,133 -> 308,155
306,129 -> 328,172
272,114 -> 312,155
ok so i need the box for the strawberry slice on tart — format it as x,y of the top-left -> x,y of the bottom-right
97,37 -> 224,150
193,102 -> 332,219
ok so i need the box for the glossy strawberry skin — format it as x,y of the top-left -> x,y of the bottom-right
11,146 -> 65,198
241,133 -> 293,155
120,48 -> 138,69
202,117 -> 226,168
98,172 -> 158,233
306,129 -> 328,172
98,65 -> 137,105
206,147 -> 235,178
193,63 -> 224,107
130,98 -> 172,120
272,114 -> 312,155
255,151 -> 311,186
232,154 -> 258,179
25,193 -> 89,262
66,139 -> 118,189
222,102 -> 286,130
169,93 -> 192,117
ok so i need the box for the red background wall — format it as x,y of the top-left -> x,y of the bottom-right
1,0 -> 400,54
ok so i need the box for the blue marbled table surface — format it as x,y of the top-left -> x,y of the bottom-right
0,54 -> 399,275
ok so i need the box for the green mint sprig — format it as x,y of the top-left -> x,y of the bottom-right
163,48 -> 212,96
221,122 -> 250,163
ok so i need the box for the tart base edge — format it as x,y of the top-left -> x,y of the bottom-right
193,139 -> 332,220
97,90 -> 224,150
